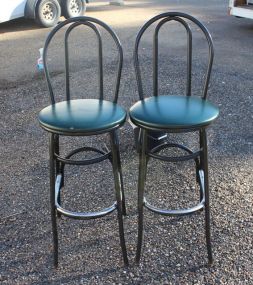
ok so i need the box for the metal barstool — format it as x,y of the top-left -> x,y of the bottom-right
38,17 -> 128,267
129,12 -> 219,265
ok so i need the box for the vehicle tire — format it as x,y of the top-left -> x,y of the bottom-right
35,0 -> 61,27
61,0 -> 86,19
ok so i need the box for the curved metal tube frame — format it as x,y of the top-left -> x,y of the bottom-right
54,146 -> 111,165
43,16 -> 123,104
55,174 -> 117,220
134,13 -> 214,265
65,21 -> 104,100
144,140 -> 205,216
148,142 -> 201,162
54,146 -> 118,220
135,128 -> 212,265
43,17 -> 128,267
134,12 -> 214,100
50,131 -> 128,267
153,17 -> 192,97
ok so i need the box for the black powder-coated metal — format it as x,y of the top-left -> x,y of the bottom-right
133,12 -> 217,266
134,12 -> 214,100
153,16 -> 192,97
148,142 -> 202,162
65,21 -> 103,100
40,17 -> 128,267
135,129 -> 148,264
201,128 -> 213,264
49,133 -> 58,268
43,16 -> 123,105
109,130 -> 129,265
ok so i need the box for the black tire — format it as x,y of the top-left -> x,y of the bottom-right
35,0 -> 61,28
61,0 -> 86,19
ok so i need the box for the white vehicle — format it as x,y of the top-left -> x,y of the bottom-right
0,0 -> 88,27
229,0 -> 253,19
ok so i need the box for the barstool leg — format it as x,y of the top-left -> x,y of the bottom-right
119,167 -> 127,216
198,131 -> 204,202
114,131 -> 127,216
109,131 -> 129,266
55,135 -> 60,174
200,129 -> 213,265
54,135 -> 62,218
136,129 -> 148,264
49,133 -> 58,267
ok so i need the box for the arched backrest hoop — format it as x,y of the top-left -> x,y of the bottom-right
43,16 -> 123,104
134,12 -> 214,100
64,22 -> 103,101
153,16 -> 193,97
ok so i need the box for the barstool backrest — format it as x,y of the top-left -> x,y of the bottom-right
134,12 -> 214,100
43,17 -> 123,105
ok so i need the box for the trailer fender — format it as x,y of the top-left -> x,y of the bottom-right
25,0 -> 39,19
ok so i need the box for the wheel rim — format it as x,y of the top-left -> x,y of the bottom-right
69,0 -> 82,15
42,2 -> 57,21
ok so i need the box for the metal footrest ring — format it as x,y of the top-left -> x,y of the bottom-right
144,197 -> 205,216
55,174 -> 117,220
148,142 -> 201,162
55,146 -> 111,166
143,169 -> 206,216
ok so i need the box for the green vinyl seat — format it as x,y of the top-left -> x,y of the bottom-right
39,99 -> 126,135
129,95 -> 219,131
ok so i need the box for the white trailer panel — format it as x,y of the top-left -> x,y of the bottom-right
0,0 -> 26,23
229,0 -> 253,19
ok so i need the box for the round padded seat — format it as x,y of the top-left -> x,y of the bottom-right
129,95 -> 219,130
38,99 -> 127,135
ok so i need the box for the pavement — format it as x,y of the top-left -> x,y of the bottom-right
0,0 -> 253,284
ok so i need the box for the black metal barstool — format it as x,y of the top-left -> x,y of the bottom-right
129,12 -> 219,265
38,17 -> 128,267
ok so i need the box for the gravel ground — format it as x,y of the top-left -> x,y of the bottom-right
0,0 -> 253,284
